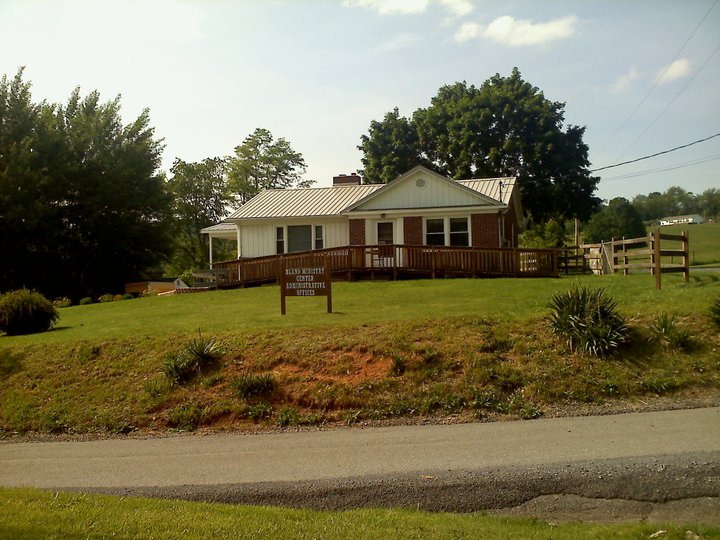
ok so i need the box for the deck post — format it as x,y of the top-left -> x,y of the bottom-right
682,230 -> 689,283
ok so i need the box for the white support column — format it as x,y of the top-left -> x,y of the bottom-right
209,236 -> 214,268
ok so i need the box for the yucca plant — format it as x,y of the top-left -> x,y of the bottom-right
648,312 -> 691,351
547,285 -> 629,357
163,331 -> 224,385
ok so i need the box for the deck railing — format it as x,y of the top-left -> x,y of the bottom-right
213,244 -> 558,288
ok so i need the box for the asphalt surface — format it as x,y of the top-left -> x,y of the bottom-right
2,407 -> 719,522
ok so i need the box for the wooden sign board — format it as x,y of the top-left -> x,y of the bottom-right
280,260 -> 332,315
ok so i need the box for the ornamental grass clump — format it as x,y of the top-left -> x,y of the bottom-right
648,312 -> 691,351
711,296 -> 720,328
0,289 -> 59,336
547,285 -> 628,357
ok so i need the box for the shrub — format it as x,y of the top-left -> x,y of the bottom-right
79,297 -> 93,305
121,293 -> 134,300
112,294 -> 123,302
547,285 -> 629,356
53,297 -> 72,308
711,296 -> 720,328
0,289 -> 59,336
98,294 -> 114,303
648,312 -> 691,351
232,373 -> 277,398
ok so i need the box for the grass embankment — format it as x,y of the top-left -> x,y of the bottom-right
1,488 -> 717,540
1,274 -> 719,435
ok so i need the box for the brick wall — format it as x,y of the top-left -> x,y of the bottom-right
349,219 -> 366,245
403,216 -> 423,245
471,213 -> 499,248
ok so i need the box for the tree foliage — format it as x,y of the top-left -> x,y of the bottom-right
632,186 -> 719,222
358,69 -> 600,222
227,128 -> 313,203
165,158 -> 233,276
0,69 -> 172,300
584,198 -> 646,243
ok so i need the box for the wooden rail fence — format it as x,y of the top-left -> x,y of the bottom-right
212,244 -> 559,288
560,230 -> 689,289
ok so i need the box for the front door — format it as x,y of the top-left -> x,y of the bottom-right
377,222 -> 393,245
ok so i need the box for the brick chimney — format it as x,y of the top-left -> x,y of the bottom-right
333,173 -> 362,186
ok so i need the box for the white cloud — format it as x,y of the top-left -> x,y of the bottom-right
344,0 -> 473,17
343,0 -> 429,15
485,15 -> 578,46
454,22 -> 483,42
657,58 -> 692,85
440,0 -> 474,18
455,15 -> 578,46
611,66 -> 643,93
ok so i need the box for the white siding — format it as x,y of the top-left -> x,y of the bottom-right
239,218 -> 349,258
355,171 -> 486,211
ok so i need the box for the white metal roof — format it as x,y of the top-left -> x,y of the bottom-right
227,184 -> 383,220
457,177 -> 516,205
200,222 -> 237,233
224,171 -> 517,222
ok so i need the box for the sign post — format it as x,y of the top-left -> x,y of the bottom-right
280,259 -> 332,315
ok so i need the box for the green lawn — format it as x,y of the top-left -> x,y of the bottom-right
1,274 -> 718,435
3,272 -> 718,346
1,488 -> 716,540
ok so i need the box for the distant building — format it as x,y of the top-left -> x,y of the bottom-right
659,214 -> 704,226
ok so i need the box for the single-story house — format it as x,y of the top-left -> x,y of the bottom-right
659,214 -> 704,226
202,166 -> 522,264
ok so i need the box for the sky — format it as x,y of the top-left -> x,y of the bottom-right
1,0 -> 719,203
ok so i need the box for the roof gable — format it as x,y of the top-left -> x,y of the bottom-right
346,166 -> 510,212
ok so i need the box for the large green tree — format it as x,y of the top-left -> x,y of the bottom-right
0,69 -> 172,300
227,128 -> 314,203
358,68 -> 600,222
165,157 -> 233,277
584,198 -> 646,243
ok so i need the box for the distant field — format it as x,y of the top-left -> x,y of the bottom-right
651,222 -> 719,266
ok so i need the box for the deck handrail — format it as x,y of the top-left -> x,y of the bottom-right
212,244 -> 558,288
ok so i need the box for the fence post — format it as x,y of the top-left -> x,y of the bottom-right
654,229 -> 661,290
682,231 -> 689,283
622,237 -> 629,276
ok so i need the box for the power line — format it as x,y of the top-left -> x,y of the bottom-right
600,0 -> 719,153
615,40 -> 720,161
601,153 -> 720,182
590,132 -> 720,172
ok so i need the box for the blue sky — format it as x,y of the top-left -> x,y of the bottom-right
2,0 -> 719,203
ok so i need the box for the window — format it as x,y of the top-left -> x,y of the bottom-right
449,218 -> 469,247
425,218 -> 445,246
287,225 -> 312,253
425,217 -> 470,246
315,225 -> 324,250
276,227 -> 284,254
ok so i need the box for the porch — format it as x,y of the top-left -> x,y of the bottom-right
212,244 -> 558,288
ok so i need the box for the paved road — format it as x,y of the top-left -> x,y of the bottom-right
2,408 -> 719,518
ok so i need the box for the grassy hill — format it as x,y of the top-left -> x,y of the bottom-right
651,222 -> 719,267
1,273 -> 719,435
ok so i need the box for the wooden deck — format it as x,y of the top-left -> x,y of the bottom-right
212,245 -> 559,288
